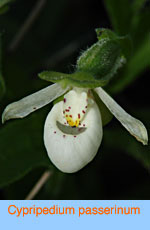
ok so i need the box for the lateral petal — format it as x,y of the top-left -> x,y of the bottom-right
95,87 -> 148,145
2,83 -> 69,123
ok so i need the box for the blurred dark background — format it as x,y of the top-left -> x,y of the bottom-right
0,0 -> 149,200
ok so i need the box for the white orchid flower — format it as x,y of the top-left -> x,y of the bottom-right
2,83 -> 148,173
2,28 -> 149,173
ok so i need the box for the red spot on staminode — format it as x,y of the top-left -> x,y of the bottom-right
63,135 -> 66,138
66,115 -> 68,117
79,122 -> 81,126
78,114 -> 80,119
64,98 -> 66,103
74,136 -> 77,138
69,115 -> 72,118
82,110 -> 85,114
68,106 -> 71,109
85,105 -> 88,108
66,109 -> 69,112
63,111 -> 65,114
54,131 -> 56,134
83,124 -> 85,127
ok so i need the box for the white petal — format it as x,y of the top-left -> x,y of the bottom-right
2,83 -> 69,123
44,100 -> 103,173
95,87 -> 148,145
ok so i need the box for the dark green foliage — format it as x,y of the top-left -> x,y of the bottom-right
104,0 -> 150,93
0,35 -> 5,99
0,0 -> 149,199
0,112 -> 50,187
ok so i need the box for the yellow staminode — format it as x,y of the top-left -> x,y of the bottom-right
66,117 -> 80,127
63,88 -> 88,128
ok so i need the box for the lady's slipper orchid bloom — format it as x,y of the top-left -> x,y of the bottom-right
2,83 -> 148,173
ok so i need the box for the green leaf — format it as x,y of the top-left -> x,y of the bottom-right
103,1 -> 150,93
0,4 -> 9,14
104,0 -> 149,50
77,39 -> 123,78
132,0 -> 147,14
96,28 -> 132,59
0,112 -> 50,188
131,7 -> 150,49
39,29 -> 127,88
109,35 -> 150,93
0,73 -> 5,99
39,29 -> 128,88
0,35 -> 5,100
104,0 -> 132,35
39,71 -> 70,83
0,0 -> 13,9
96,28 -> 119,40
76,29 -> 128,84
39,71 -> 107,88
